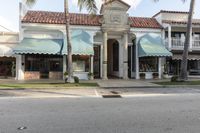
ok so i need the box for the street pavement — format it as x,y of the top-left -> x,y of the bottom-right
1,87 -> 200,98
0,94 -> 200,133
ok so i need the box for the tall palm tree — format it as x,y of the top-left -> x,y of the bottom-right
180,0 -> 195,81
154,0 -> 195,81
25,0 -> 97,83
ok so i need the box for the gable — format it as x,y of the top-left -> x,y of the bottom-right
100,0 -> 130,14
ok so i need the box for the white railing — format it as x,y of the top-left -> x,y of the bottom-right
165,38 -> 200,49
193,40 -> 200,48
171,38 -> 184,48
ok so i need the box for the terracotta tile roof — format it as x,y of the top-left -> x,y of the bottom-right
153,10 -> 189,17
22,11 -> 102,26
129,17 -> 162,29
162,20 -> 200,25
22,11 -> 162,29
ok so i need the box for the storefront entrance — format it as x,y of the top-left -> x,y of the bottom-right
93,45 -> 101,78
107,39 -> 119,78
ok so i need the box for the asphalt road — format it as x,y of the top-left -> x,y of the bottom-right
0,94 -> 200,133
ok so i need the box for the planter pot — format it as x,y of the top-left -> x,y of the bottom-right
163,74 -> 169,79
140,76 -> 145,80
88,76 -> 94,80
153,76 -> 159,79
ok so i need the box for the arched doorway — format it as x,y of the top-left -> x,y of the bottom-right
107,39 -> 119,78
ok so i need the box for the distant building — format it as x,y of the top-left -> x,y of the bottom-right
154,10 -> 200,77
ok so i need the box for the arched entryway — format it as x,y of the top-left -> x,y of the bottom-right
107,39 -> 119,78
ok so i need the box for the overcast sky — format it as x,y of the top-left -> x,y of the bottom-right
0,0 -> 199,32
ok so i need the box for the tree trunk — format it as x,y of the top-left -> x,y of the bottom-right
64,0 -> 74,83
179,0 -> 195,81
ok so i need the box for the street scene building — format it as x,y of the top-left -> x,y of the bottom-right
0,0 -> 200,80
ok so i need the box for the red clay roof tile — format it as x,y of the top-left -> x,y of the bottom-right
22,11 -> 162,29
129,17 -> 162,29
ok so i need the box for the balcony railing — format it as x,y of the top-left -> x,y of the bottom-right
193,40 -> 200,48
165,38 -> 200,50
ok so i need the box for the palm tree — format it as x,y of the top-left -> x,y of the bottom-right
25,0 -> 97,83
154,0 -> 195,81
179,0 -> 195,81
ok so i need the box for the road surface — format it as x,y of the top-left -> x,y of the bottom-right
0,94 -> 200,133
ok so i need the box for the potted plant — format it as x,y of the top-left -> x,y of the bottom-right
88,72 -> 94,80
140,73 -> 145,79
64,72 -> 68,83
163,71 -> 168,79
152,73 -> 159,79
163,63 -> 169,79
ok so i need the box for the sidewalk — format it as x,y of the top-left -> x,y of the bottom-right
97,79 -> 161,88
1,78 -> 200,98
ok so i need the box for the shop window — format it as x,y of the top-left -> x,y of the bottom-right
0,58 -> 15,77
139,57 -> 158,72
25,55 -> 62,72
73,55 -> 89,72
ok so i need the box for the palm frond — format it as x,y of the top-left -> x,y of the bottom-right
77,0 -> 98,14
23,0 -> 36,7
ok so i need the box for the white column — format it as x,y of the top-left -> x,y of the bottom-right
159,58 -> 162,79
119,40 -> 123,78
90,55 -> 94,74
16,55 -> 24,80
100,44 -> 103,78
130,45 -> 133,78
63,55 -> 67,80
102,32 -> 108,80
162,29 -> 166,48
168,25 -> 172,50
135,41 -> 139,79
123,33 -> 128,79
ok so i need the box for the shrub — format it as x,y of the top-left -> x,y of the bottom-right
64,72 -> 68,76
163,72 -> 168,75
171,75 -> 178,82
88,72 -> 94,77
153,73 -> 159,77
140,73 -> 145,79
74,76 -> 79,83
140,73 -> 145,77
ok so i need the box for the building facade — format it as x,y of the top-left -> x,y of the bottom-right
4,0 -> 199,80
154,10 -> 200,77
0,32 -> 18,78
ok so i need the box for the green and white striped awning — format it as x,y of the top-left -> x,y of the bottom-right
138,34 -> 172,57
14,30 -> 94,55
68,30 -> 94,55
14,38 -> 64,55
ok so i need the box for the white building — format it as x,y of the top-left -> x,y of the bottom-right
154,10 -> 200,77
5,0 -> 194,80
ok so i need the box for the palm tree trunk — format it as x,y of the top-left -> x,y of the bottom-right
179,0 -> 195,81
64,0 -> 74,83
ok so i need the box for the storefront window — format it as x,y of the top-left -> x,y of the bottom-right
139,57 -> 158,72
73,55 -> 89,72
25,55 -> 63,72
0,57 -> 16,77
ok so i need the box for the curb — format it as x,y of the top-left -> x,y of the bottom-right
100,85 -> 200,89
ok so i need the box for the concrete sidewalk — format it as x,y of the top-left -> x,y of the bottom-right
97,79 -> 161,88
0,88 -> 99,98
